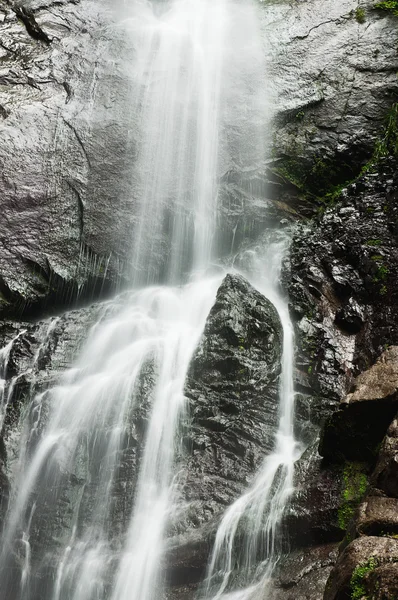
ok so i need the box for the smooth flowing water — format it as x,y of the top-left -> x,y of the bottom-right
0,1 -> 298,600
201,240 -> 299,600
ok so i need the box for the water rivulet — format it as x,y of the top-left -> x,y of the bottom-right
0,1 -> 299,599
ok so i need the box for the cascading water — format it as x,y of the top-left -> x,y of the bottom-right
200,239 -> 300,600
0,1 -> 299,600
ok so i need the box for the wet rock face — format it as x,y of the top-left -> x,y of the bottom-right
320,347 -> 398,462
285,444 -> 344,548
182,274 -> 282,523
0,0 -> 396,317
0,275 -> 284,597
0,0 -> 137,318
265,0 -> 398,213
271,543 -> 339,600
0,302 -> 106,523
286,159 -> 398,407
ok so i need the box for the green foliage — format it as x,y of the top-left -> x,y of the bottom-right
366,239 -> 382,247
274,159 -> 306,191
375,1 -> 398,16
355,7 -> 366,22
371,255 -> 389,283
274,102 -> 398,212
380,284 -> 388,296
350,557 -> 378,600
373,103 -> 398,162
338,462 -> 368,531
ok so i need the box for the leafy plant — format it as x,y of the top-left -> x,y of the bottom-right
350,557 -> 378,600
375,1 -> 398,16
355,7 -> 366,22
338,463 -> 368,530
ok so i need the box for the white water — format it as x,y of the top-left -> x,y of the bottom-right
122,0 -> 268,283
201,240 -> 300,600
0,1 -> 298,600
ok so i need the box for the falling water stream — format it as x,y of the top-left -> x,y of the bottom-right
0,1 -> 299,599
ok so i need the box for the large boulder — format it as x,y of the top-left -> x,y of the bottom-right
355,496 -> 398,537
181,274 -> 282,525
324,536 -> 398,600
166,274 -> 283,592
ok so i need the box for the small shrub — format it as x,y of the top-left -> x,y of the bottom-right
338,463 -> 368,530
355,7 -> 366,22
350,557 -> 378,600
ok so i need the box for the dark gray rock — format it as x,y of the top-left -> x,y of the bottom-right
285,159 -> 398,411
285,443 -> 344,547
166,274 -> 283,590
182,274 -> 282,524
271,543 -> 339,600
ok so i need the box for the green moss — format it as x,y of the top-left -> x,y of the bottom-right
355,7 -> 366,22
274,101 -> 398,211
338,462 -> 368,531
370,255 -> 389,284
366,239 -> 382,247
375,0 -> 398,16
273,158 -> 307,191
350,557 -> 378,600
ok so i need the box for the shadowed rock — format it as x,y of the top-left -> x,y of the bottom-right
319,347 -> 398,462
355,496 -> 398,537
371,414 -> 398,498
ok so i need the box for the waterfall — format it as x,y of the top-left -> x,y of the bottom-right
0,1 -> 298,600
